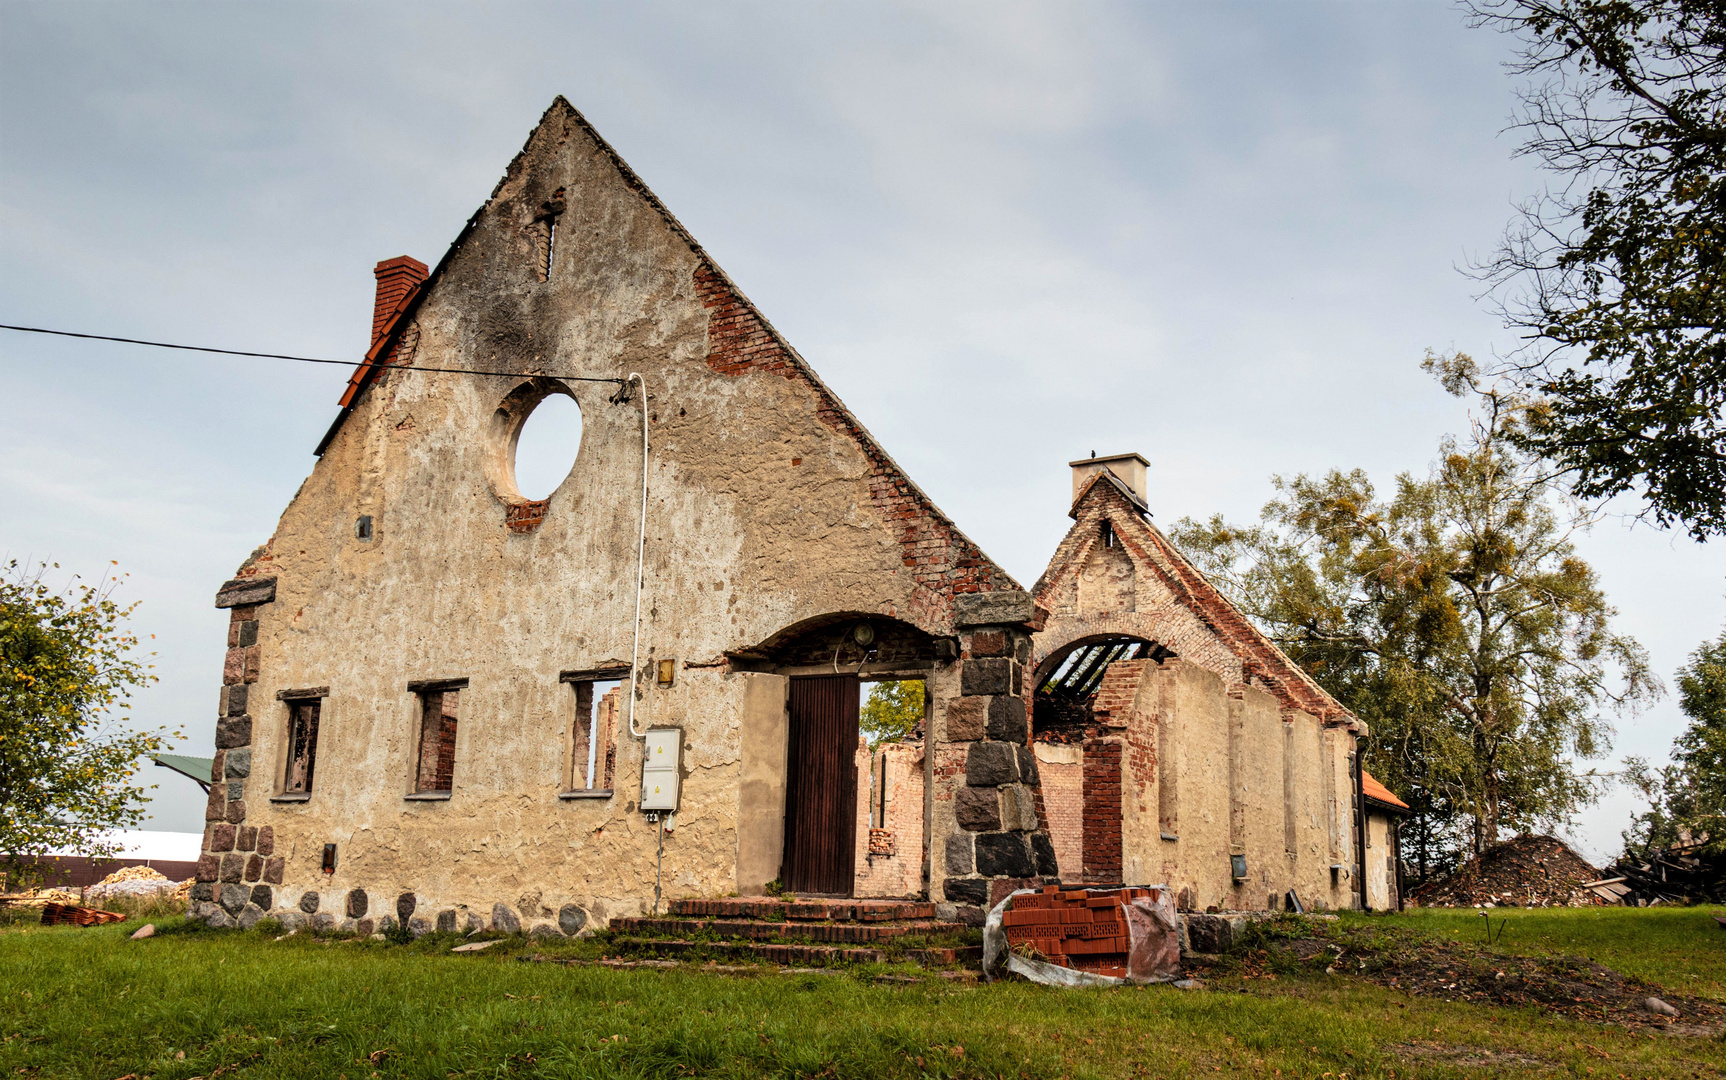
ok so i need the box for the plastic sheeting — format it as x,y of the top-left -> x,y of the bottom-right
982,885 -> 1182,986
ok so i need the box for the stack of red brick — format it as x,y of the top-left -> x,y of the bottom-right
1001,885 -> 1152,978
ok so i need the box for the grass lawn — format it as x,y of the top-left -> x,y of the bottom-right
0,907 -> 1722,1079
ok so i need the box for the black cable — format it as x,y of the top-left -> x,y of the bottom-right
0,323 -> 625,384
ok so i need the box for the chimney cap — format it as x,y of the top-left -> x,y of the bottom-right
1067,451 -> 1148,469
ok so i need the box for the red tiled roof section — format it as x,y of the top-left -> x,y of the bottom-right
1362,769 -> 1409,811
338,256 -> 429,409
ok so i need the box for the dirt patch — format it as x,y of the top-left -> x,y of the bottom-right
1410,834 -> 1606,908
1227,915 -> 1722,1032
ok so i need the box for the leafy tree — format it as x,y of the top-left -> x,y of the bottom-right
1170,356 -> 1659,874
1468,1 -> 1726,537
861,680 -> 924,749
1625,626 -> 1726,853
0,561 -> 171,875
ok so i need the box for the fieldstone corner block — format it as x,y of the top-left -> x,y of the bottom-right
204,906 -> 236,930
237,620 -> 259,647
224,748 -> 252,780
215,576 -> 277,609
298,890 -> 320,914
1015,744 -> 1040,787
191,882 -> 216,903
974,832 -> 1036,878
942,877 -> 988,905
263,857 -> 284,884
999,784 -> 1039,832
250,884 -> 273,909
965,741 -> 1020,787
244,855 -> 263,882
953,786 -> 1001,831
397,893 -> 418,922
944,697 -> 986,742
491,903 -> 521,934
195,854 -> 220,883
219,882 -> 249,915
943,832 -> 974,876
558,904 -> 588,936
986,696 -> 1027,743
219,853 -> 244,883
960,658 -> 1012,697
1030,832 -> 1059,876
953,590 -> 1036,628
256,826 -> 274,857
236,825 -> 256,851
219,685 -> 249,718
209,824 -> 236,852
345,889 -> 369,918
968,629 -> 1008,657
224,799 -> 247,825
215,715 -> 252,750
204,785 -> 226,822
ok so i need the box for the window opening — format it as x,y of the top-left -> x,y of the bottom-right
530,188 -> 566,283
1101,519 -> 1116,548
512,392 -> 583,501
570,679 -> 621,792
285,698 -> 321,794
415,688 -> 460,793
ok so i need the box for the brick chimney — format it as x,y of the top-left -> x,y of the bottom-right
371,255 -> 429,356
1069,452 -> 1149,507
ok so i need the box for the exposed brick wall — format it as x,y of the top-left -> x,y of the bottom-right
1091,658 -> 1150,727
1036,757 -> 1084,880
695,261 -> 1017,630
1081,739 -> 1123,883
853,741 -> 925,898
1032,477 -> 1350,727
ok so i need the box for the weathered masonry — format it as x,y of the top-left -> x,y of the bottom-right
190,99 -> 1386,936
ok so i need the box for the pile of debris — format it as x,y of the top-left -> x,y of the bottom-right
1602,838 -> 1726,905
84,865 -> 183,905
1409,835 -> 1606,908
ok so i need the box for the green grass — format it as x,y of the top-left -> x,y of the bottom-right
1364,905 -> 1726,997
0,911 -> 1721,1079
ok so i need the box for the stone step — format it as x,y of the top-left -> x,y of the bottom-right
609,917 -> 965,944
612,937 -> 887,966
668,898 -> 936,923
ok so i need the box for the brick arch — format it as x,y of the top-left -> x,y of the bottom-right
1030,630 -> 1162,689
1032,614 -> 1188,685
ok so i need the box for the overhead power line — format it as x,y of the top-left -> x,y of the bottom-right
0,323 -> 626,384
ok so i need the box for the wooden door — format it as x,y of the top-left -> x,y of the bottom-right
781,674 -> 859,895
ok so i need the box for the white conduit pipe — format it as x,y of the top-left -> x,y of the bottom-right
625,372 -> 650,739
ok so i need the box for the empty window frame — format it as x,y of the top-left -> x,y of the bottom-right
275,686 -> 329,797
560,669 -> 625,797
407,678 -> 467,795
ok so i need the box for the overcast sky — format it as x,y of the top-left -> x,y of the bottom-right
2,1 -> 1720,864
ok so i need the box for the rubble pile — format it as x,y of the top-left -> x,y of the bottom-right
1409,835 -> 1606,908
85,865 -> 179,904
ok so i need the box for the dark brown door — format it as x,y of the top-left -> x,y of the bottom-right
781,674 -> 859,896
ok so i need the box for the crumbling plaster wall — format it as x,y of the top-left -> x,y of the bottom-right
1031,481 -> 1363,910
217,101 -> 1015,930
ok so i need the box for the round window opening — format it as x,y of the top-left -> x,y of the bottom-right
511,392 -> 583,501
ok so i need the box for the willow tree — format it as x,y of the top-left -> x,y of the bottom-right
0,561 -> 170,876
1171,356 -> 1659,873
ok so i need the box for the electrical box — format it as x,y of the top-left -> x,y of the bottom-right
640,727 -> 683,812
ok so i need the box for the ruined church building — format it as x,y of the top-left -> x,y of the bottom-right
192,99 -> 1402,934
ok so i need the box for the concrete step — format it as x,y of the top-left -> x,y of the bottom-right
668,898 -> 936,923
609,917 -> 965,944
611,937 -> 887,966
